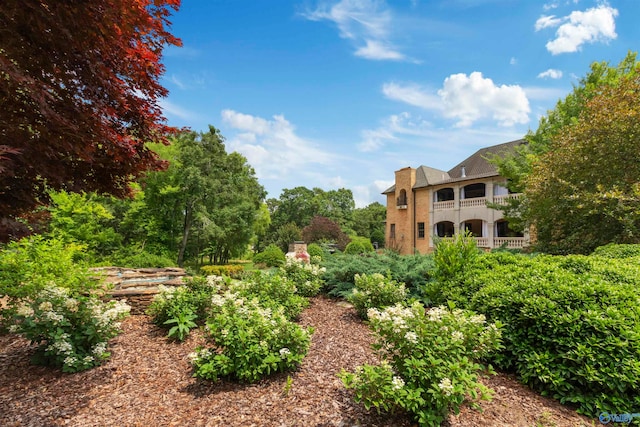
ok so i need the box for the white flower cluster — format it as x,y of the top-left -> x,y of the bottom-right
438,377 -> 454,396
451,330 -> 464,343
47,337 -> 73,356
279,347 -> 291,358
16,304 -> 34,317
391,375 -> 405,390
92,342 -> 107,357
95,300 -> 131,329
404,331 -> 418,344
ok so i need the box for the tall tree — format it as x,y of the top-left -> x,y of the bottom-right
526,70 -> 640,254
144,127 -> 265,266
491,52 -> 639,233
0,0 -> 181,236
352,202 -> 386,243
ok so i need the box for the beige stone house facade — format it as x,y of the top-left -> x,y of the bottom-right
383,140 -> 528,255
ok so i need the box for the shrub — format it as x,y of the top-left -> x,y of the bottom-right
236,271 -> 308,320
344,241 -> 366,255
7,286 -> 130,372
347,273 -> 407,319
0,236 -> 99,300
460,252 -> 640,417
190,291 -> 313,383
200,264 -> 244,279
340,302 -> 502,427
107,246 -> 176,268
253,244 -> 285,267
147,276 -> 220,340
306,243 -> 325,262
423,232 -> 480,305
591,243 -> 640,259
279,258 -> 325,297
322,252 -> 433,298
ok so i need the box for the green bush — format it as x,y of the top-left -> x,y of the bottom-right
279,258 -> 324,297
190,292 -> 313,383
452,252 -> 640,417
347,273 -> 407,319
321,252 -> 434,298
423,232 -> 480,306
0,236 -> 99,300
107,245 -> 176,268
340,302 -> 502,427
344,241 -> 366,255
200,264 -> 245,279
235,271 -> 308,320
7,286 -> 130,372
591,243 -> 640,259
253,244 -> 286,267
306,243 -> 326,262
147,276 -> 220,340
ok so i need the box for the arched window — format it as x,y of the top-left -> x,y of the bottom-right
495,219 -> 524,237
461,219 -> 484,237
434,187 -> 454,202
397,189 -> 407,206
434,221 -> 455,237
461,183 -> 485,199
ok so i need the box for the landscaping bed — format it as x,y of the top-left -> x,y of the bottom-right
0,296 -> 593,426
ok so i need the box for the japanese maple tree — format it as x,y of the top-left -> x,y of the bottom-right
0,0 -> 181,238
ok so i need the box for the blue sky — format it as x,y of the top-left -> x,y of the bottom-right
159,0 -> 638,207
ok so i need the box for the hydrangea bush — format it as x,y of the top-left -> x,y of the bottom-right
340,302 -> 502,427
236,271 -> 308,320
279,257 -> 325,297
8,285 -> 130,372
190,290 -> 313,383
347,273 -> 407,319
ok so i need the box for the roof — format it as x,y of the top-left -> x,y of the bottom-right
382,139 -> 525,194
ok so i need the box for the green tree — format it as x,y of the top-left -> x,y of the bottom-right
352,202 -> 386,245
144,127 -> 265,266
526,69 -> 640,254
491,52 -> 639,233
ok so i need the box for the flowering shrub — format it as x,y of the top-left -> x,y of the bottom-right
190,290 -> 313,383
147,276 -> 221,340
347,273 -> 407,319
340,302 -> 502,427
8,285 -> 130,372
236,271 -> 308,320
279,257 -> 325,297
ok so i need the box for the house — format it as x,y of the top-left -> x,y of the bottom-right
382,139 -> 528,254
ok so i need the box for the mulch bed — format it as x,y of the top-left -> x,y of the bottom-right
0,297 -> 593,427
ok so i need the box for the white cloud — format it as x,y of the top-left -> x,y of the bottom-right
382,82 -> 442,110
535,15 -> 562,30
537,68 -> 563,79
158,99 -> 198,121
358,112 -> 436,152
522,85 -> 567,101
221,110 -> 334,180
510,57 -> 518,65
303,0 -> 408,61
355,39 -> 405,61
536,5 -> 618,55
384,73 -> 530,127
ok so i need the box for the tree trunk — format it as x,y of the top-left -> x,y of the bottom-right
177,203 -> 193,267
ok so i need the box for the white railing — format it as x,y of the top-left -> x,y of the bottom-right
492,193 -> 522,205
494,237 -> 526,248
474,237 -> 489,247
460,198 -> 487,208
433,200 -> 454,210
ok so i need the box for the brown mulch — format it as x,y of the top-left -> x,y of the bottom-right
0,297 -> 594,427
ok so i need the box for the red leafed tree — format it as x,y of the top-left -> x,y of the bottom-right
0,0 -> 181,239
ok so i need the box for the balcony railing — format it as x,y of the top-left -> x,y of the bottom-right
437,236 -> 526,249
494,237 -> 526,248
459,198 -> 487,208
433,200 -> 454,210
493,193 -> 522,205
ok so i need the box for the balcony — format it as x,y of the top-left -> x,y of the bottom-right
493,193 -> 522,205
433,200 -> 454,210
396,196 -> 408,209
459,198 -> 487,208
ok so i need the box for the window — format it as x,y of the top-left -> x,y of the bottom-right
397,189 -> 407,206
417,222 -> 425,238
435,221 -> 454,237
390,224 -> 396,239
434,187 -> 454,202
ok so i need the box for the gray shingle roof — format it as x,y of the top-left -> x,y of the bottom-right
381,139 -> 525,194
